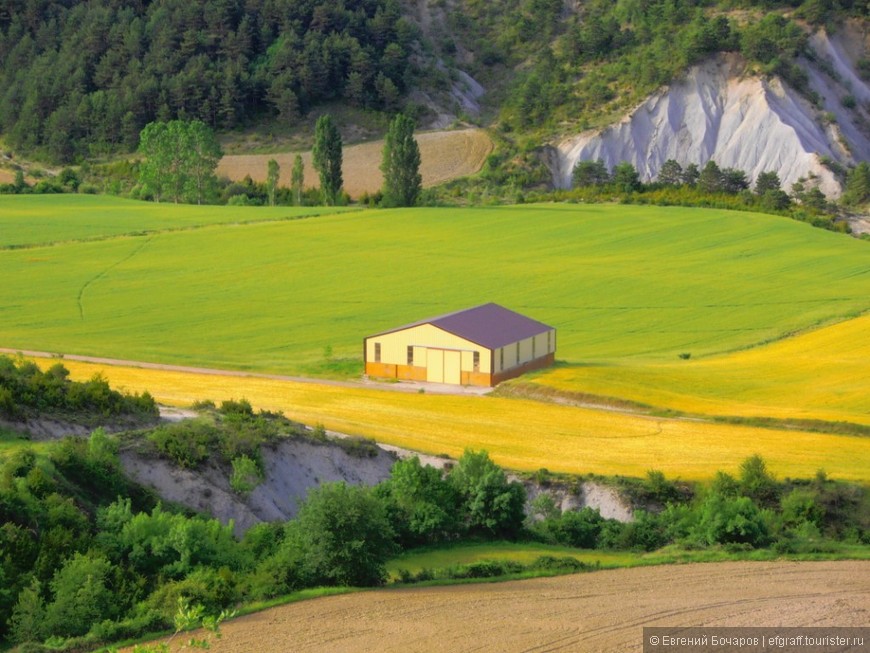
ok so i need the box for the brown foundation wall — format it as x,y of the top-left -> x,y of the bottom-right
367,353 -> 554,388
365,362 -> 427,382
461,371 -> 494,387
491,353 -> 555,386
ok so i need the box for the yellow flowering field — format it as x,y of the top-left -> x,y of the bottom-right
533,313 -> 870,426
34,357 -> 870,482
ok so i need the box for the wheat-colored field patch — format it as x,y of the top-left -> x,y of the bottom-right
131,561 -> 869,652
534,313 -> 870,426
216,128 -> 493,198
29,358 -> 870,482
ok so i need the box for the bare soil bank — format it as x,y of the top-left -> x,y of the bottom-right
186,560 -> 869,652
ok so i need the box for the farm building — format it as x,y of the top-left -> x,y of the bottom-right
364,303 -> 556,387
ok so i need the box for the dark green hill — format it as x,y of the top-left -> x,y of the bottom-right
0,0 -> 866,164
0,0 -> 414,161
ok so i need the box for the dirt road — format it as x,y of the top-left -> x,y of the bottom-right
0,347 -> 489,396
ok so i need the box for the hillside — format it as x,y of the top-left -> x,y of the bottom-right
550,23 -> 870,197
3,197 -> 869,482
3,199 -> 868,372
2,1 -> 868,204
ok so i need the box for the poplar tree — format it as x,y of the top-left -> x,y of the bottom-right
291,154 -> 305,206
266,159 -> 280,206
312,115 -> 343,205
380,114 -> 422,207
184,120 -> 223,205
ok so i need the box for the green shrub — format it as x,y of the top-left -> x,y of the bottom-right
780,488 -> 823,528
335,435 -> 380,458
143,568 -> 238,621
230,455 -> 264,496
147,421 -> 220,469
529,555 -> 592,573
532,506 -> 606,549
218,399 -> 253,417
693,493 -> 771,547
739,454 -> 779,507
443,560 -> 525,579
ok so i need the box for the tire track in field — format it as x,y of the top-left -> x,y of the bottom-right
77,235 -> 155,320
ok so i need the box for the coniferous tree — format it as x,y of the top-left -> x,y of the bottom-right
698,160 -> 723,194
843,162 -> 870,206
572,159 -> 609,187
720,167 -> 749,194
312,115 -> 343,205
611,161 -> 641,192
681,163 -> 700,187
380,113 -> 422,207
658,159 -> 683,186
754,170 -> 782,195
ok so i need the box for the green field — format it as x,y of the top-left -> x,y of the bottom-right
384,541 -> 870,581
0,194 -> 351,248
2,196 -> 868,377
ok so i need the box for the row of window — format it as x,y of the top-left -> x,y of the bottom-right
373,343 -> 481,372
373,332 -> 553,371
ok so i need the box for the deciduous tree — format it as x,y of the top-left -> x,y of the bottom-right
376,456 -> 459,546
449,449 -> 526,538
291,482 -> 395,586
138,120 -> 222,204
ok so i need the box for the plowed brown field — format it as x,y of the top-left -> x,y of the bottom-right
216,128 -> 493,198
156,561 -> 870,652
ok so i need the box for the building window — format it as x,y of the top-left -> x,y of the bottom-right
499,348 -> 504,371
532,337 -> 536,359
473,351 -> 480,372
547,330 -> 551,352
407,345 -> 414,366
516,341 -> 521,364
374,343 -> 381,363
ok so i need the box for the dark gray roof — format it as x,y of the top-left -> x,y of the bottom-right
369,303 -> 553,350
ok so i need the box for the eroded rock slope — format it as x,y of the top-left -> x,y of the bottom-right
552,24 -> 870,197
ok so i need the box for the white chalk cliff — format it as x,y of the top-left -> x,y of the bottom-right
551,25 -> 870,198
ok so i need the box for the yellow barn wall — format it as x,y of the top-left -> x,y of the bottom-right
366,324 -> 492,373
366,325 -> 556,387
494,330 -> 556,373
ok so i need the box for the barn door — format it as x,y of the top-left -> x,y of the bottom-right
444,350 -> 461,384
427,349 -> 444,383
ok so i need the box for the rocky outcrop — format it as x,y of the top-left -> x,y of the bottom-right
120,437 -> 398,537
551,29 -> 870,198
121,432 -> 636,536
524,480 -> 634,523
